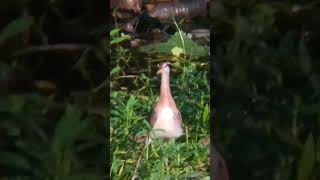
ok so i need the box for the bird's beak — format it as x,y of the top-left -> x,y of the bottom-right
157,70 -> 161,74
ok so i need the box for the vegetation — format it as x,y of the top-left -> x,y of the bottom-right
0,0 -> 106,179
212,1 -> 320,180
0,94 -> 106,179
110,26 -> 210,179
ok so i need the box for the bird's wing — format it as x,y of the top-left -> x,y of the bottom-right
173,110 -> 182,124
149,111 -> 158,127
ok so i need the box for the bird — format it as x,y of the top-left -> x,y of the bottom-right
147,62 -> 183,143
211,143 -> 229,180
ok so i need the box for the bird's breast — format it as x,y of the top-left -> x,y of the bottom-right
153,106 -> 183,138
155,107 -> 174,127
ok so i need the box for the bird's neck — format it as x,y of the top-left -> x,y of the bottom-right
160,71 -> 172,99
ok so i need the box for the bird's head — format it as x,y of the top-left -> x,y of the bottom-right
157,62 -> 171,75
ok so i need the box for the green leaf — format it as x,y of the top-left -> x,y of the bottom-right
171,46 -> 184,57
126,95 -> 136,111
121,34 -> 131,40
110,34 -> 131,45
110,66 -> 121,76
0,16 -> 34,43
297,133 -> 315,180
202,104 -> 210,123
110,28 -> 120,36
111,158 -> 121,175
52,105 -> 88,152
110,37 -> 125,45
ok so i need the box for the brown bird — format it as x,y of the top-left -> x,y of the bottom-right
148,62 -> 183,143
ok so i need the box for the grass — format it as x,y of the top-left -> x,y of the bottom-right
110,27 -> 210,179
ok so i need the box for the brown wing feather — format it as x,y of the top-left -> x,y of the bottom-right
149,112 -> 158,127
173,110 -> 182,125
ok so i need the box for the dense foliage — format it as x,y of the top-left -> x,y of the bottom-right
0,94 -> 106,179
0,0 -> 106,179
212,1 -> 320,180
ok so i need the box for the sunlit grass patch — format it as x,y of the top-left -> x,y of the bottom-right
110,59 -> 210,179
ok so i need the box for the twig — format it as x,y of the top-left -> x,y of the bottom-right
131,141 -> 149,180
113,75 -> 138,79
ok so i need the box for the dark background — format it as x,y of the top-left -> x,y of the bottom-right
0,0 -> 107,179
213,0 -> 320,180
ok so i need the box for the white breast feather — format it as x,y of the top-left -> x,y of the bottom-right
153,106 -> 183,138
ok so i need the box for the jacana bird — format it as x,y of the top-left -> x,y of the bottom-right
148,62 -> 183,143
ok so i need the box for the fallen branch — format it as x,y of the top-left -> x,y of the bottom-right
132,142 -> 148,180
113,75 -> 138,79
